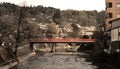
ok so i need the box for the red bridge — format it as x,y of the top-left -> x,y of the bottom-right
29,38 -> 95,43
29,38 -> 95,52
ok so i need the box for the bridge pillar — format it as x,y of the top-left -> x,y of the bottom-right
30,42 -> 33,51
51,43 -> 56,53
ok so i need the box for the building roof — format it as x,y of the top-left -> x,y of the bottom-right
109,18 -> 120,24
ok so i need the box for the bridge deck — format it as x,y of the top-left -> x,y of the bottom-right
29,38 -> 95,43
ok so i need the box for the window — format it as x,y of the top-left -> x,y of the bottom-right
107,2 -> 112,8
117,3 -> 120,7
106,13 -> 113,18
108,13 -> 113,18
119,32 -> 120,36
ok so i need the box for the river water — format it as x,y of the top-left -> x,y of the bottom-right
13,52 -> 98,69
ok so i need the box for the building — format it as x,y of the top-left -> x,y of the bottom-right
106,0 -> 120,29
109,18 -> 120,53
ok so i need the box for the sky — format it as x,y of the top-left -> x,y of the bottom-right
0,0 -> 105,11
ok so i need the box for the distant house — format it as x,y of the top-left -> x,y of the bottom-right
109,18 -> 120,52
82,26 -> 96,38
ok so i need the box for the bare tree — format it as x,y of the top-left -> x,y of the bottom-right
92,30 -> 105,55
14,6 -> 26,55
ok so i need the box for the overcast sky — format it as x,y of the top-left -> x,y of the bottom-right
0,0 -> 105,11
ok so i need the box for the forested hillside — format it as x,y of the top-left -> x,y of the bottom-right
61,10 -> 105,26
0,3 -> 105,25
0,2 -> 105,42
